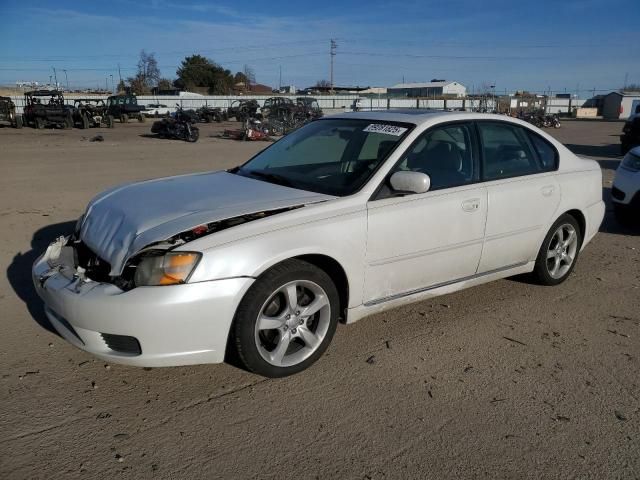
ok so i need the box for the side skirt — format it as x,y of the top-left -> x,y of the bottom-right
345,261 -> 535,324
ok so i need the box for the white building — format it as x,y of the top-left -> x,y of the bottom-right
602,92 -> 640,120
388,80 -> 466,98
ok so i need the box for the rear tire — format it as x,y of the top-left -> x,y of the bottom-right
532,214 -> 582,286
231,259 -> 339,378
106,115 -> 114,128
121,114 -> 128,123
138,113 -> 145,123
35,117 -> 44,129
15,116 -> 23,129
81,114 -> 90,129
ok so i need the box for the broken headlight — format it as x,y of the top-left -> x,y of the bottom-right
133,251 -> 201,286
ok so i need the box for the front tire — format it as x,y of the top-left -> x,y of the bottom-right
532,214 -> 582,285
231,259 -> 339,377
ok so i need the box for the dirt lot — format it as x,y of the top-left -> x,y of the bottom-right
1,119 -> 638,479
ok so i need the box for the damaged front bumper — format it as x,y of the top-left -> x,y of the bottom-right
32,237 -> 254,367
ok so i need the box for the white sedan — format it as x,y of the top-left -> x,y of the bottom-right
611,145 -> 640,224
32,111 -> 605,377
143,103 -> 172,117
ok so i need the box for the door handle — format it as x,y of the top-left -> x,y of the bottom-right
541,185 -> 555,197
462,198 -> 480,212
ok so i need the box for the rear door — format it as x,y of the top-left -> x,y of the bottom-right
475,121 -> 561,272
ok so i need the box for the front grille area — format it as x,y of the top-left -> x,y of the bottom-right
101,333 -> 142,355
611,186 -> 626,201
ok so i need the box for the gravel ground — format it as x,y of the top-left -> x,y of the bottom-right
1,119 -> 638,480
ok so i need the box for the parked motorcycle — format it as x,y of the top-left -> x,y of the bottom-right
150,104 -> 199,142
547,114 -> 561,129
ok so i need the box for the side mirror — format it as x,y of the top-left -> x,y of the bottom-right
389,171 -> 431,194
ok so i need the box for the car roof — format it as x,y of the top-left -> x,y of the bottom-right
331,110 -> 518,125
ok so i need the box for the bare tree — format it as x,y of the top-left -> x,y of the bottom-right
315,79 -> 331,88
126,50 -> 162,94
243,64 -> 256,89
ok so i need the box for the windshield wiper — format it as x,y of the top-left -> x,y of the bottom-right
245,169 -> 294,188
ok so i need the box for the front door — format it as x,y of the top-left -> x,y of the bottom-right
364,122 -> 487,304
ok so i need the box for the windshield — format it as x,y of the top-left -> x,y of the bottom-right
234,118 -> 412,196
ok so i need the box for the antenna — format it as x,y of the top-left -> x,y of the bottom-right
330,39 -> 337,92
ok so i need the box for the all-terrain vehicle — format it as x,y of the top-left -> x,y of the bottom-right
72,99 -> 115,128
226,99 -> 260,122
196,105 -> 224,123
261,97 -> 308,134
150,105 -> 199,142
0,96 -> 23,128
23,90 -> 74,129
105,94 -> 146,123
296,97 -> 323,120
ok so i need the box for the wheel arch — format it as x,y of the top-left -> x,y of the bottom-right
564,208 -> 586,240
248,253 -> 350,323
294,254 -> 350,323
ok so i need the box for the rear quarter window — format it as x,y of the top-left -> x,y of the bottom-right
526,130 -> 559,171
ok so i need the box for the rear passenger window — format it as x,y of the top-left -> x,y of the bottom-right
527,131 -> 558,171
478,122 -> 541,180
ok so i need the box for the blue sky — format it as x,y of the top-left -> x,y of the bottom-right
1,0 -> 638,95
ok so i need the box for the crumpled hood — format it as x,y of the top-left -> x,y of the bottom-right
79,171 -> 333,275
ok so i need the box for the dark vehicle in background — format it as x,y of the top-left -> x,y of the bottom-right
621,116 -> 640,155
23,90 -> 74,129
196,105 -> 224,123
72,99 -> 114,128
261,96 -> 297,120
106,94 -> 146,123
150,104 -> 199,142
226,99 -> 260,122
0,96 -> 22,128
261,96 -> 308,134
296,97 -> 323,120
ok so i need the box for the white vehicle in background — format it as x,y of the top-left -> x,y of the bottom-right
611,145 -> 640,224
143,103 -> 172,117
32,111 -> 604,378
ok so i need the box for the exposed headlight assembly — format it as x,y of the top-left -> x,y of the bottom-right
133,252 -> 201,286
621,152 -> 640,172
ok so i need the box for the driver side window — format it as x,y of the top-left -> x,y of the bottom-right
393,123 -> 477,190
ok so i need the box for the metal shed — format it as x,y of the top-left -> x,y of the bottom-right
602,92 -> 640,120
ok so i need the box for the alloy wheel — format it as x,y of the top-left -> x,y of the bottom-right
254,280 -> 331,368
546,223 -> 578,279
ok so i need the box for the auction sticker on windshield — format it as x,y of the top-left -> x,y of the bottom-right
363,124 -> 408,136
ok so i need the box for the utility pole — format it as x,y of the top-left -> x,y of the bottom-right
118,63 -> 122,84
63,69 -> 69,91
330,39 -> 337,92
110,74 -> 114,93
52,67 -> 58,89
623,72 -> 629,91
279,65 -> 282,91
